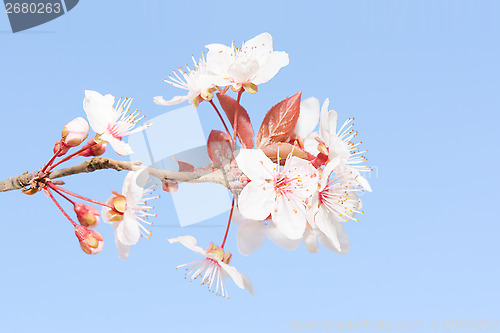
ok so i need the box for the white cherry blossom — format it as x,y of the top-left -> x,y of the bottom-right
168,235 -> 254,298
235,148 -> 318,240
83,90 -> 149,155
154,56 -> 228,107
102,169 -> 157,260
205,32 -> 289,92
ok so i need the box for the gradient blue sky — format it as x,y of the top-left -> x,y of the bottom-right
1,1 -> 499,332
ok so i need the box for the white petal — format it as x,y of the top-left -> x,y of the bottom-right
234,149 -> 276,181
304,227 -> 320,253
116,210 -> 141,246
238,180 -> 275,221
271,195 -> 307,240
302,134 -> 320,155
205,43 -> 234,76
168,235 -> 206,256
242,32 -> 273,54
315,206 -> 341,251
154,95 -> 188,106
218,262 -> 243,288
83,90 -> 115,133
237,220 -> 266,256
114,229 -> 132,260
266,221 -> 302,251
284,156 -> 319,198
319,220 -> 350,254
252,51 -> 290,85
122,169 -> 148,205
296,97 -> 320,139
320,160 -> 338,190
102,134 -> 133,155
356,175 -> 372,192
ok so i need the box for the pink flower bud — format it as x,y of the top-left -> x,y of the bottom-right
74,225 -> 103,255
53,139 -> 70,157
61,117 -> 89,147
74,203 -> 100,228
79,138 -> 107,157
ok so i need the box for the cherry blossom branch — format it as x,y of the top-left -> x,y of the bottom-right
0,157 -> 240,193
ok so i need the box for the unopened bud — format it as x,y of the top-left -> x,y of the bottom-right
75,225 -> 103,255
80,138 -> 107,157
74,203 -> 100,228
106,191 -> 127,222
53,139 -> 70,157
61,117 -> 89,147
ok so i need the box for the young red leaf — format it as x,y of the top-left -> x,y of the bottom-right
207,130 -> 234,168
256,92 -> 302,148
173,157 -> 194,172
216,93 -> 254,149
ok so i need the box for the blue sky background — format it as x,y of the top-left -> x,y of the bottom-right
1,1 -> 499,332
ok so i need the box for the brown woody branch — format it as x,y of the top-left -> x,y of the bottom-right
0,157 -> 238,192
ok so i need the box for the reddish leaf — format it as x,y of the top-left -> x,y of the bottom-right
216,93 -> 254,149
207,130 -> 234,168
173,157 -> 194,172
256,92 -> 302,148
161,157 -> 194,193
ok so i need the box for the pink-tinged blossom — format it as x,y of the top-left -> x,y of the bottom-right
205,32 -> 289,92
308,161 -> 362,252
168,235 -> 254,298
154,56 -> 228,108
235,149 -> 318,240
83,90 -> 149,155
295,98 -> 372,191
102,169 -> 157,260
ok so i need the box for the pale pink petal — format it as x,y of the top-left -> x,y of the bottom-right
356,174 -> 372,192
116,210 -> 141,246
272,195 -> 307,240
101,134 -> 133,155
238,180 -> 275,221
304,227 -> 320,253
219,262 -> 254,295
296,97 -> 320,139
252,51 -> 289,85
234,149 -> 276,181
83,90 -> 115,134
154,95 -> 188,106
266,221 -> 302,250
242,32 -> 273,55
168,235 -> 206,256
315,206 -> 341,251
237,220 -> 266,256
114,228 -> 132,260
319,220 -> 350,254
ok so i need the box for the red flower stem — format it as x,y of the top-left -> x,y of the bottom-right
47,184 -> 76,205
49,142 -> 95,171
209,100 -> 233,139
46,182 -> 112,208
45,188 -> 76,227
41,147 -> 63,173
220,196 -> 235,249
